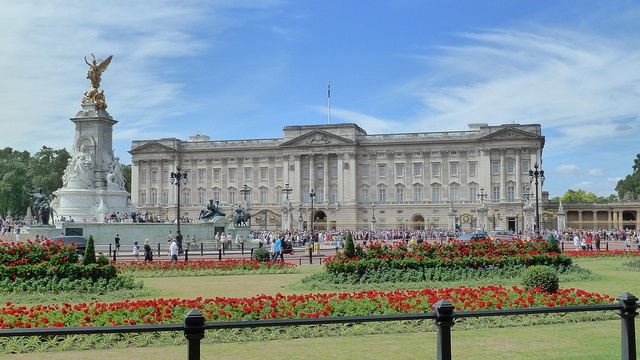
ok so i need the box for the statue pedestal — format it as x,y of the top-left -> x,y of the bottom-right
52,187 -> 134,223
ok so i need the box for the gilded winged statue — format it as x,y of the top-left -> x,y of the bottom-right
82,54 -> 113,110
85,54 -> 112,90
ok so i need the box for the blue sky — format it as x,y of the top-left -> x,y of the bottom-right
2,1 -> 640,198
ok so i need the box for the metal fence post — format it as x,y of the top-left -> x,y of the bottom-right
617,292 -> 638,360
184,308 -> 205,360
218,248 -> 222,261
157,243 -> 161,257
433,299 -> 455,360
200,242 -> 204,256
184,249 -> 189,261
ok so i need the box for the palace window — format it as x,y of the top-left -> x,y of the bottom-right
361,164 -> 369,178
431,163 -> 440,177
361,188 -> 369,203
468,162 -> 477,177
413,163 -> 422,177
378,164 -> 386,179
378,188 -> 386,203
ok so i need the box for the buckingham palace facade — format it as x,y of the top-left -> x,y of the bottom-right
129,122 -> 545,232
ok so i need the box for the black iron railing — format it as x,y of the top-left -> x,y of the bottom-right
0,293 -> 636,360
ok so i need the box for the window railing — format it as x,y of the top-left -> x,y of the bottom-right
0,293 -> 636,360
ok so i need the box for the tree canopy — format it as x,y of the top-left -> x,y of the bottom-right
551,189 -> 613,203
0,146 -> 72,218
615,154 -> 640,199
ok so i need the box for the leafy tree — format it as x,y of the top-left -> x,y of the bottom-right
554,189 -> 611,203
0,148 -> 33,218
0,146 -> 70,219
27,146 -> 70,196
122,164 -> 132,193
616,154 -> 640,199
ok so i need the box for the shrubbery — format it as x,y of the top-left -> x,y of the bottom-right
251,247 -> 271,262
0,239 -> 135,293
521,265 -> 559,293
325,239 -> 571,274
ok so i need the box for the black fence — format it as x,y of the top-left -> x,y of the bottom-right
0,293 -> 636,360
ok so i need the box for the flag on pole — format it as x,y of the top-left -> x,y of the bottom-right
328,81 -> 330,99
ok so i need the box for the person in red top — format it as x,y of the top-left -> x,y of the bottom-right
585,234 -> 593,251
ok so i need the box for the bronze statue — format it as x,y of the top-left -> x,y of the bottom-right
82,54 -> 112,109
233,205 -> 251,227
198,200 -> 225,220
27,188 -> 52,225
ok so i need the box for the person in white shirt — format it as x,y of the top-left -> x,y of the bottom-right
170,239 -> 179,261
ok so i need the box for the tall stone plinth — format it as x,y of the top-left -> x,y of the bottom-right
52,102 -> 133,222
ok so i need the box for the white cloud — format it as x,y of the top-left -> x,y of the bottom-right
555,164 -> 580,174
587,168 -> 604,177
408,27 -> 640,148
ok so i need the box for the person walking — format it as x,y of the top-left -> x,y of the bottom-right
144,239 -> 153,261
132,241 -> 140,261
170,238 -> 179,261
114,233 -> 121,255
272,237 -> 283,261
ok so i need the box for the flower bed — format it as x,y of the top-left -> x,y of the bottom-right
564,250 -> 640,258
116,259 -> 298,277
0,239 -> 133,293
324,239 -> 572,277
0,285 -> 615,329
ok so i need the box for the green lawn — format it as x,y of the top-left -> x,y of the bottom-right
1,258 -> 639,359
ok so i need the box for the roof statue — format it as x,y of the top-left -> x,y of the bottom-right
82,54 -> 113,110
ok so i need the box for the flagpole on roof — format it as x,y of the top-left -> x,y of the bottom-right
327,80 -> 331,124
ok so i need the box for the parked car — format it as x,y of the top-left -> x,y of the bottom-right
456,232 -> 489,242
53,236 -> 87,256
488,230 -> 516,242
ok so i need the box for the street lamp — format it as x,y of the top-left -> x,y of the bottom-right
529,162 -> 545,235
240,184 -> 251,205
477,187 -> 487,205
309,189 -> 316,232
170,166 -> 188,252
282,182 -> 293,201
370,202 -> 377,232
298,203 -> 303,230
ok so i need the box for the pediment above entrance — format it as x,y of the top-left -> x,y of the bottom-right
479,126 -> 541,141
280,129 -> 356,148
129,141 -> 176,154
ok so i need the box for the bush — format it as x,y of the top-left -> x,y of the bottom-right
252,247 -> 271,262
83,235 -> 97,265
522,265 -> 559,293
345,232 -> 356,258
546,233 -> 561,253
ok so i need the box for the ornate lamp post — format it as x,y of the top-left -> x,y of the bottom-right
370,202 -> 377,232
240,184 -> 251,206
298,203 -> 303,230
529,163 -> 545,235
477,187 -> 487,205
281,182 -> 293,229
170,166 -> 188,252
282,182 -> 293,201
477,187 -> 488,231
309,189 -> 316,232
